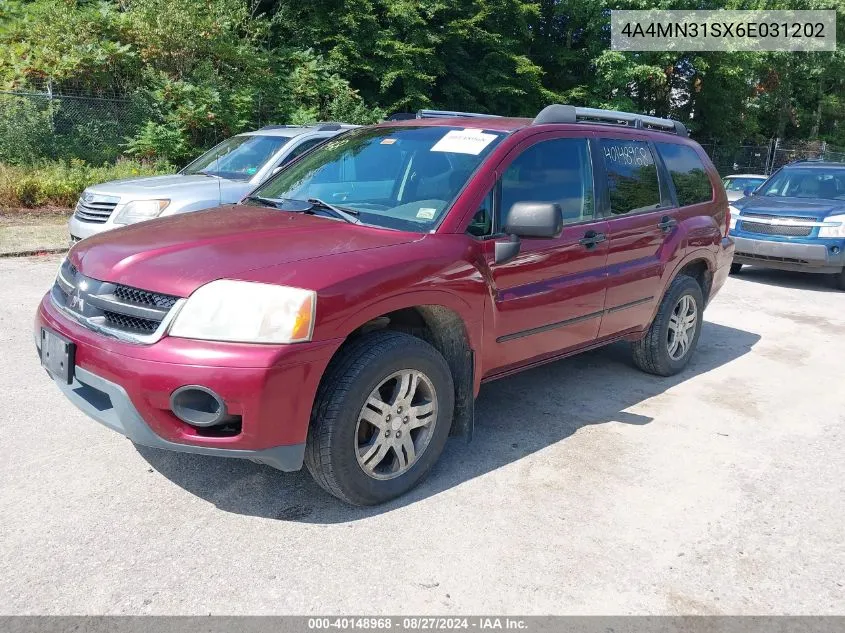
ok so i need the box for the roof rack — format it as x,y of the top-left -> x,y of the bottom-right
532,104 -> 688,137
385,112 -> 418,121
417,109 -> 502,119
385,109 -> 502,120
258,122 -> 352,131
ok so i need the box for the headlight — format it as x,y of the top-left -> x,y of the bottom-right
169,280 -> 316,344
728,205 -> 739,230
819,214 -> 845,238
113,199 -> 170,225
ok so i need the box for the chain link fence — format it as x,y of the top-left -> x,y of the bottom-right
2,89 -> 845,175
700,140 -> 845,177
0,90 -> 149,165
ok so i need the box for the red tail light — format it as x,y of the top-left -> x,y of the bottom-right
724,205 -> 731,238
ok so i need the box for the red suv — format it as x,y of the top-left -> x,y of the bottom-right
36,105 -> 734,505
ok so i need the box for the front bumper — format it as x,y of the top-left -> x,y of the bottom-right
37,294 -> 341,470
49,365 -> 306,470
732,235 -> 845,274
68,215 -> 117,241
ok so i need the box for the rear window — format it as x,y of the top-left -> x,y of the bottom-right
656,143 -> 713,206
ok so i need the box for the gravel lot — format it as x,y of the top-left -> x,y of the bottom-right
1,255 -> 843,615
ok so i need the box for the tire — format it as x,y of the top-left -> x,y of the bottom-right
631,275 -> 705,377
305,330 -> 454,505
730,262 -> 743,275
836,269 -> 845,291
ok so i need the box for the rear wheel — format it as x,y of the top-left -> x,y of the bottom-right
730,262 -> 743,274
305,330 -> 454,505
631,275 -> 704,377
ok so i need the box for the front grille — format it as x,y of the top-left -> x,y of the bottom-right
735,251 -> 810,265
741,213 -> 817,222
74,195 -> 119,224
739,220 -> 813,237
103,311 -> 160,334
52,259 -> 182,343
113,285 -> 178,310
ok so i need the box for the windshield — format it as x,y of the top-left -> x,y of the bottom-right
250,125 -> 505,231
723,176 -> 766,192
182,135 -> 290,180
756,168 -> 845,200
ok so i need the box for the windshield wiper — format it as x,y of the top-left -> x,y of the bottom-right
306,198 -> 360,224
243,195 -> 283,208
245,195 -> 361,223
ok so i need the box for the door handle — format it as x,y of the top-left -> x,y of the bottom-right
658,215 -> 678,232
579,230 -> 607,249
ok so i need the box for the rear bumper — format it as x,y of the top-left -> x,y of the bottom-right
709,236 -> 735,302
732,235 -> 845,273
36,293 -> 341,470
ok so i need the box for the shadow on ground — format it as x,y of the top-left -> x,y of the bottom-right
734,266 -> 841,293
137,321 -> 760,523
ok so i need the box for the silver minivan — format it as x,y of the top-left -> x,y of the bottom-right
69,123 -> 358,241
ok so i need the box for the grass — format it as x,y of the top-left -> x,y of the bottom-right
0,159 -> 173,209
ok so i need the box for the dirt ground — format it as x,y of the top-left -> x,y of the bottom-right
1,255 -> 844,615
0,209 -> 70,255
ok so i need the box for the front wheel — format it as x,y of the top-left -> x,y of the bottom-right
631,275 -> 705,377
730,262 -> 743,275
835,269 -> 845,291
305,331 -> 454,505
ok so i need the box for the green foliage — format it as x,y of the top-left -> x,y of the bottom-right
0,159 -> 173,208
0,0 -> 843,164
0,95 -> 55,165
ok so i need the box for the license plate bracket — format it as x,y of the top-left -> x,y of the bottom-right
41,328 -> 75,384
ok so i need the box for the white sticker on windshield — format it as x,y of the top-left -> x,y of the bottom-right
416,207 -> 436,219
430,129 -> 498,155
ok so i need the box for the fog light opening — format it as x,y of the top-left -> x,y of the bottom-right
831,246 -> 841,255
170,385 -> 233,428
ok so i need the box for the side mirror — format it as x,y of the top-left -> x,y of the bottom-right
494,202 -> 564,265
504,202 -> 564,238
743,186 -> 755,197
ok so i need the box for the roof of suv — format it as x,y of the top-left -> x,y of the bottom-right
240,123 -> 359,138
378,105 -> 691,138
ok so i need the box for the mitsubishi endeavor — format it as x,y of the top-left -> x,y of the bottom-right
37,105 -> 735,505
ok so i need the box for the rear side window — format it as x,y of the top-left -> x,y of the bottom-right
279,137 -> 325,167
600,140 -> 661,215
656,143 -> 713,206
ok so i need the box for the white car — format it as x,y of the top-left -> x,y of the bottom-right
70,123 -> 358,241
722,173 -> 768,202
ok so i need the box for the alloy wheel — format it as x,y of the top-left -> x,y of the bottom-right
667,294 -> 698,361
354,369 -> 438,480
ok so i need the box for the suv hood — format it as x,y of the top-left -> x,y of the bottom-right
70,206 -> 421,297
88,174 -> 250,201
734,195 -> 845,219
